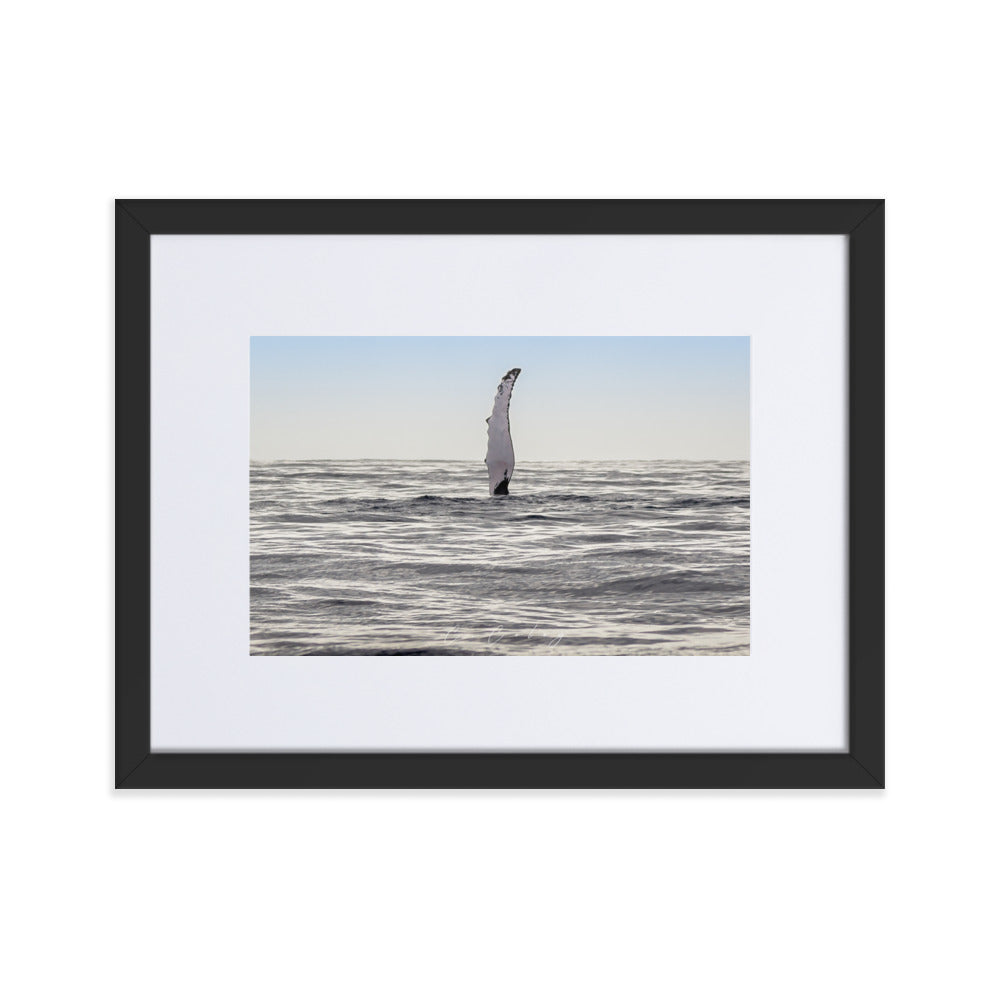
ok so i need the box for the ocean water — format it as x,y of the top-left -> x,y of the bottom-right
250,460 -> 750,656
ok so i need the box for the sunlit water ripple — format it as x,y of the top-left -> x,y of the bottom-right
251,460 -> 750,656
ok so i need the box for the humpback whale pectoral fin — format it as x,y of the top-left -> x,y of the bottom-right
484,367 -> 520,495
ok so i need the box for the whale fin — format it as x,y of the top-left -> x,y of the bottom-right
485,368 -> 520,495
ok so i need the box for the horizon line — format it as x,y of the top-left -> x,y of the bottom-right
250,456 -> 750,463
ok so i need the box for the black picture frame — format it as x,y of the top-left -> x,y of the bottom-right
116,199 -> 884,789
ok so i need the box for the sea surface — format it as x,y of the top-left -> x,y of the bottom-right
250,460 -> 750,656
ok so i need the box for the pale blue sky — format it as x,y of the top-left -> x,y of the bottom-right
250,336 -> 749,461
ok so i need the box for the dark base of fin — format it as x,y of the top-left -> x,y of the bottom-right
492,478 -> 510,496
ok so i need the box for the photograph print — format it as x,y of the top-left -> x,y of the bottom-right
250,335 -> 750,656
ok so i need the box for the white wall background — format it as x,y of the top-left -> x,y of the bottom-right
2,2 -> 997,998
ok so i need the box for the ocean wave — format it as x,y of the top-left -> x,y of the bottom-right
250,459 -> 750,656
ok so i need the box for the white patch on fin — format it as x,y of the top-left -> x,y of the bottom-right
484,367 -> 520,495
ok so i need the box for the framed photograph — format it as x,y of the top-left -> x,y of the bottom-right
116,199 -> 883,788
